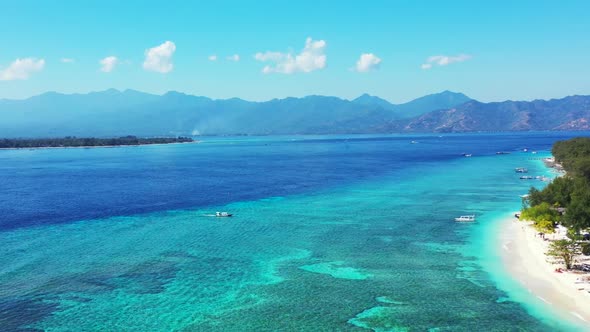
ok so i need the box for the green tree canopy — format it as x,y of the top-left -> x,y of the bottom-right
571,156 -> 590,181
520,202 -> 559,233
527,177 -> 574,208
563,179 -> 590,232
527,137 -> 590,233
546,239 -> 581,269
552,137 -> 590,180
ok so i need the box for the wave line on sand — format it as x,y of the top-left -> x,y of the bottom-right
571,312 -> 587,322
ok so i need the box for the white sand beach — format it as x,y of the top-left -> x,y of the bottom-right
499,216 -> 590,326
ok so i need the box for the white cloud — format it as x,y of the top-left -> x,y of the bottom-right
421,54 -> 471,70
355,53 -> 382,72
255,37 -> 327,74
226,54 -> 240,62
61,58 -> 75,63
254,52 -> 283,62
143,41 -> 176,73
99,56 -> 119,72
208,55 -> 217,61
0,58 -> 45,81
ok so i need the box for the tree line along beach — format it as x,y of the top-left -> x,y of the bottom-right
501,137 -> 590,327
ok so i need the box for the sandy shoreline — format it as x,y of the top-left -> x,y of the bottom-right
499,215 -> 590,327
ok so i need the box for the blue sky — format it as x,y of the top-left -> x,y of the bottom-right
1,0 -> 589,102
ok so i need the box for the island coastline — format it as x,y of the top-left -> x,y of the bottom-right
495,150 -> 590,330
0,136 -> 198,150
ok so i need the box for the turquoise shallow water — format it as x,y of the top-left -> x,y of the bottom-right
0,133 -> 586,331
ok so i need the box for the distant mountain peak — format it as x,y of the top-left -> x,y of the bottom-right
352,93 -> 394,109
355,93 -> 374,99
122,88 -> 147,94
36,91 -> 64,97
392,91 -> 472,119
353,93 -> 387,101
427,90 -> 469,99
101,88 -> 122,94
163,90 -> 187,97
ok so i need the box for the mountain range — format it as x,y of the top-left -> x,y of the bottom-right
0,89 -> 589,137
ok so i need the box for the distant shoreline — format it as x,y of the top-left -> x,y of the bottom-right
0,136 -> 197,150
0,141 -> 199,151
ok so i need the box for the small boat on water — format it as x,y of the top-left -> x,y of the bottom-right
462,153 -> 472,157
216,211 -> 233,217
496,151 -> 511,155
515,167 -> 528,173
455,215 -> 476,222
520,175 -> 534,180
411,141 -> 418,144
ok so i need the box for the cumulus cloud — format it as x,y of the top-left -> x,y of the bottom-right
208,55 -> 217,61
255,37 -> 327,74
355,53 -> 382,72
421,54 -> 471,70
99,56 -> 119,72
61,58 -> 75,63
0,58 -> 45,80
226,54 -> 240,62
143,41 -> 176,73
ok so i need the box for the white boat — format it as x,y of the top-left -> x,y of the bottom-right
515,167 -> 528,173
411,141 -> 418,144
216,211 -> 233,217
454,215 -> 476,222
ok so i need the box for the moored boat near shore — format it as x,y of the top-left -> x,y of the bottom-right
454,215 -> 476,222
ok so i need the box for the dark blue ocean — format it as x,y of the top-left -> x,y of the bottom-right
0,132 -> 586,331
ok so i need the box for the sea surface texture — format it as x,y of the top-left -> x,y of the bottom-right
0,133 -> 583,331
